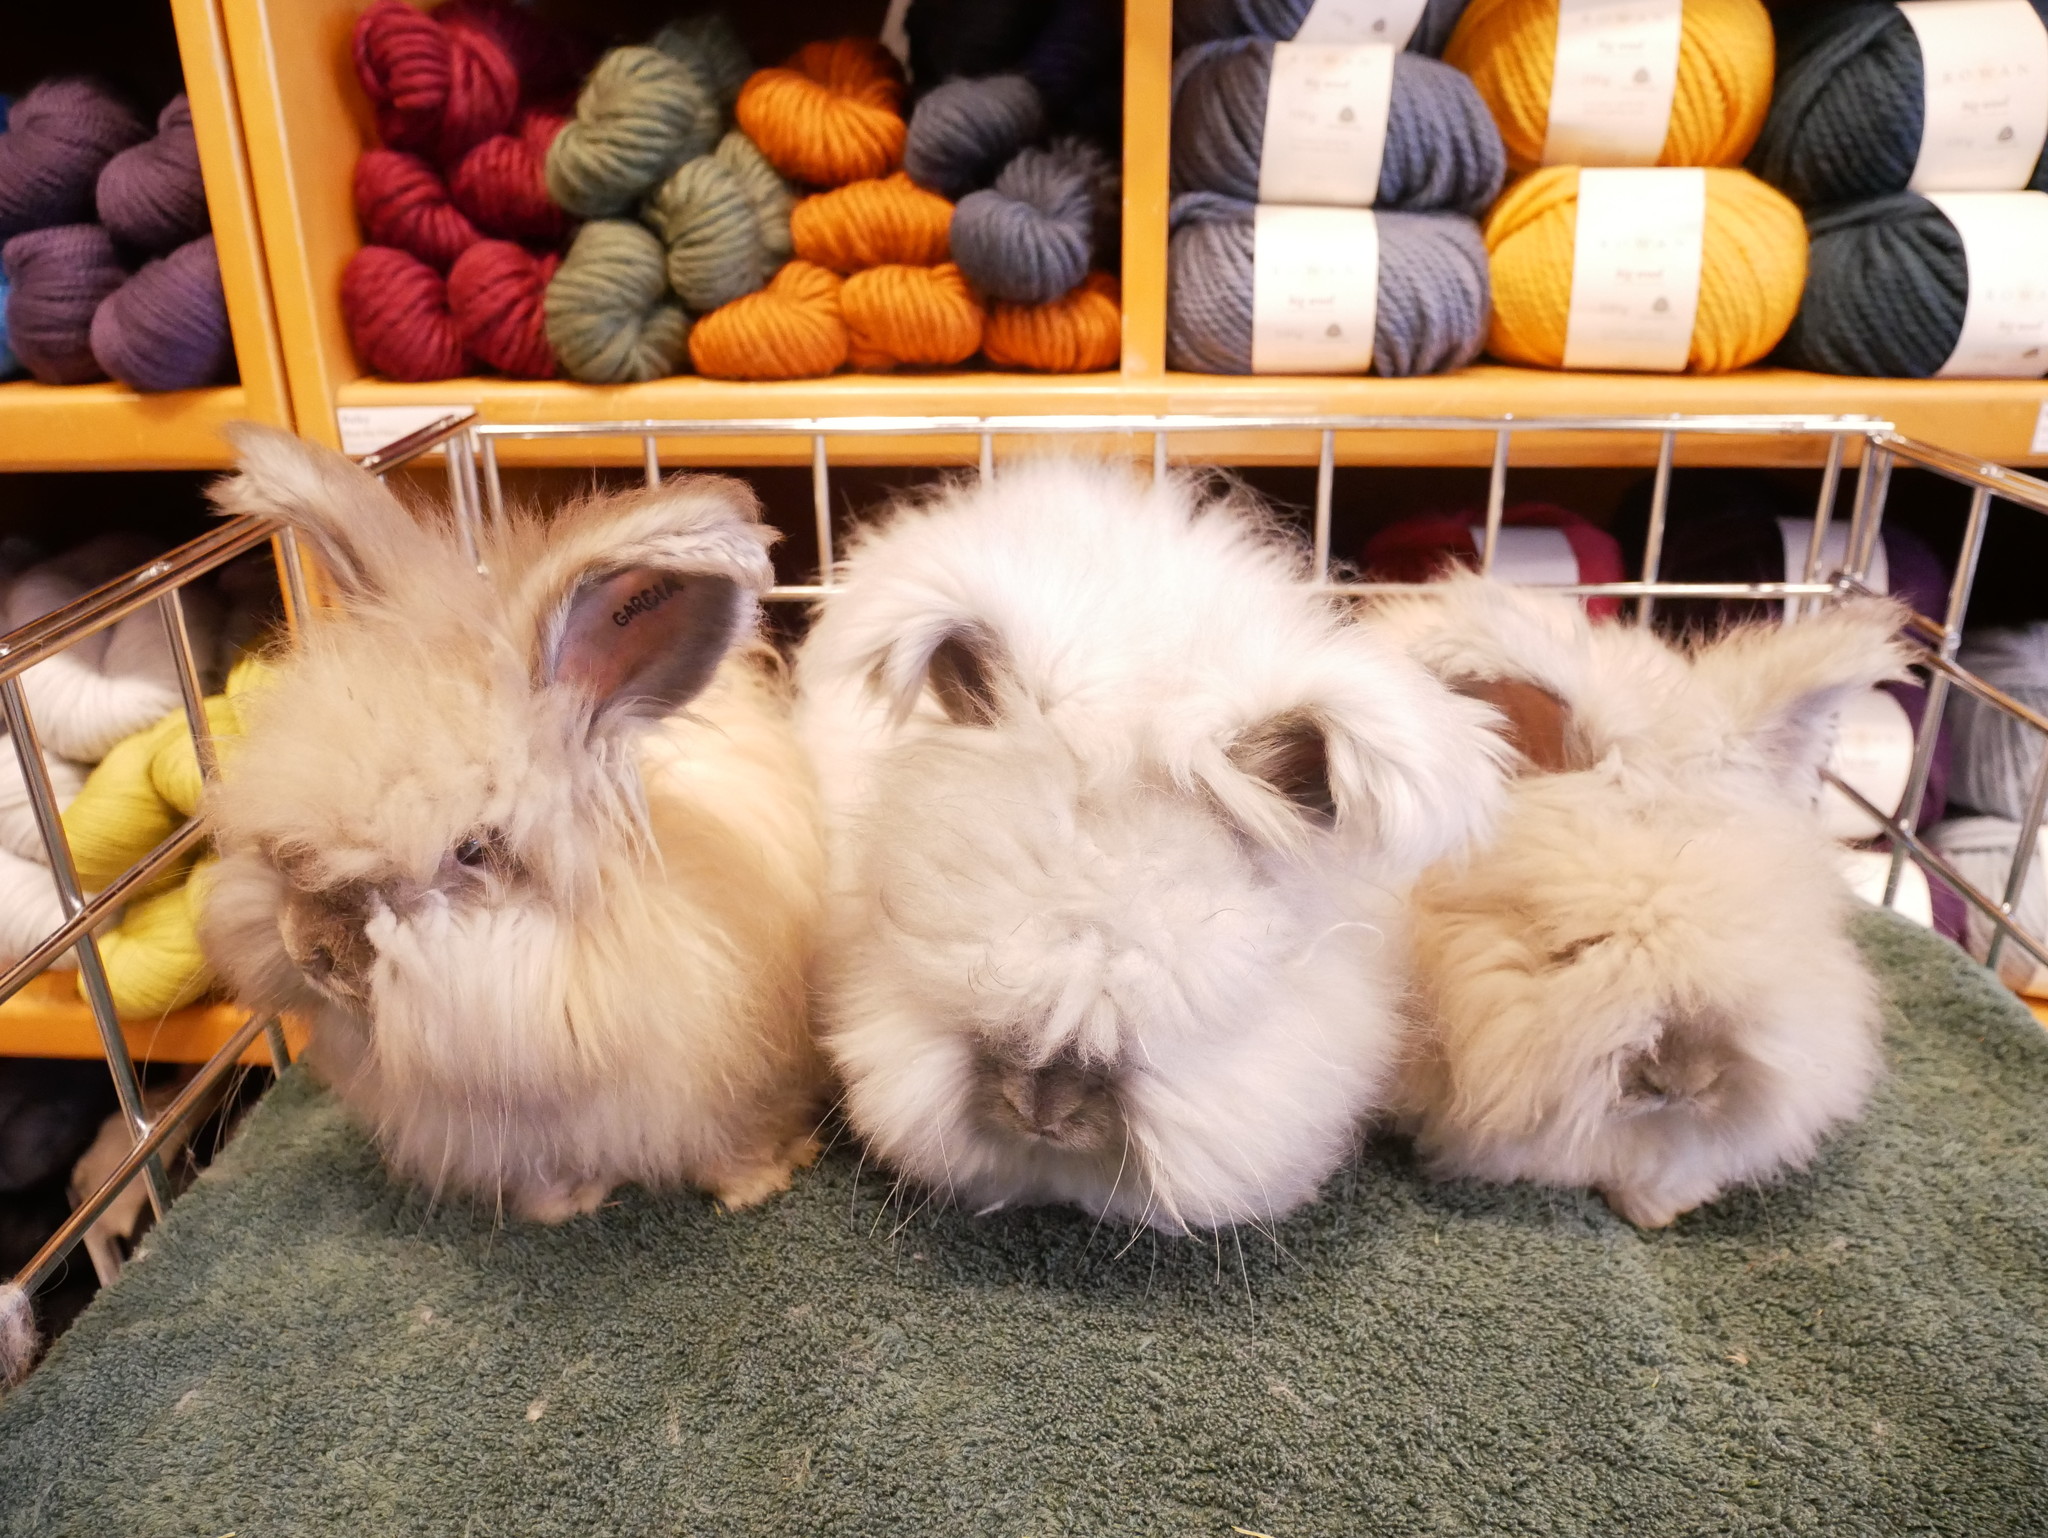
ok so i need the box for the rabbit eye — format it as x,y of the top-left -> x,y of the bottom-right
454,838 -> 489,867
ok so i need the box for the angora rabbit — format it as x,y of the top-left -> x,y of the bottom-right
1376,576 -> 1908,1228
795,461 -> 1508,1232
200,426 -> 826,1221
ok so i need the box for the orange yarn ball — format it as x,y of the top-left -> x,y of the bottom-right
736,39 -> 905,189
982,273 -> 1122,373
688,260 -> 850,380
841,263 -> 984,370
791,173 -> 953,273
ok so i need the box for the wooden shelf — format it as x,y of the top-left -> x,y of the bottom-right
0,382 -> 259,472
0,973 -> 302,1066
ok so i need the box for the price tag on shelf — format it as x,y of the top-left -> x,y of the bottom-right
336,405 -> 467,457
1258,42 -> 1396,205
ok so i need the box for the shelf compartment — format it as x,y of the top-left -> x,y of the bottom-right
0,974 -> 303,1067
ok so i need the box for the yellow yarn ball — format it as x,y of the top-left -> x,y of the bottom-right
93,868 -> 214,1020
1482,166 -> 1807,375
1445,0 -> 1775,175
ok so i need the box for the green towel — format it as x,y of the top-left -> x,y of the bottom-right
3,907 -> 2045,1536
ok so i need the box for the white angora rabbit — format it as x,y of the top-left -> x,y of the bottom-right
795,461 -> 1508,1232
1375,576 -> 1907,1228
200,427 -> 826,1221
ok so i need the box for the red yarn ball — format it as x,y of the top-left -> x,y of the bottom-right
342,244 -> 470,381
353,149 -> 482,270
448,240 -> 559,378
449,110 -> 568,245
351,0 -> 518,166
436,0 -> 594,106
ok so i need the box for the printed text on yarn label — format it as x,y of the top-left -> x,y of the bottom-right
1250,205 -> 1379,373
1293,0 -> 1429,49
1259,43 -> 1395,205
1928,191 -> 2048,376
1540,0 -> 1684,166
1562,168 -> 1704,372
1900,0 -> 2048,191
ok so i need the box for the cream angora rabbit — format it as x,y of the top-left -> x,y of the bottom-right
199,426 -> 826,1221
1376,576 -> 1908,1228
795,461 -> 1508,1232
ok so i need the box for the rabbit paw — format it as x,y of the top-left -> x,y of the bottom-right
514,1179 -> 611,1224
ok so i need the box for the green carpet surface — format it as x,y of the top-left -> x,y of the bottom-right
2,907 -> 2045,1536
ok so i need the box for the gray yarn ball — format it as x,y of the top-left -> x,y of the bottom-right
639,133 -> 793,312
1947,626 -> 2048,823
1775,194 -> 1963,378
1171,39 -> 1504,216
545,47 -> 721,220
1173,0 -> 1474,56
650,13 -> 753,113
904,75 -> 1047,198
544,220 -> 692,383
951,137 -> 1119,304
1165,191 -> 1489,375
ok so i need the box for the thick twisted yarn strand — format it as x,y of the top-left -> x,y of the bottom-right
641,152 -> 779,311
351,0 -> 519,165
689,259 -> 849,379
737,39 -> 906,188
842,262 -> 984,368
342,244 -> 469,380
544,219 -> 691,382
951,138 -> 1118,303
903,75 -> 1045,199
792,173 -> 953,272
451,109 -> 570,244
1775,193 -> 1964,377
714,131 -> 795,262
91,235 -> 235,393
546,46 -> 721,219
1174,0 -> 1475,55
651,15 -> 754,114
449,241 -> 558,377
0,224 -> 126,385
354,149 -> 483,270
0,78 -> 146,240
982,270 -> 1121,370
96,95 -> 210,252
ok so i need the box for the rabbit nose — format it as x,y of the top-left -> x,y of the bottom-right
988,1057 -> 1119,1151
278,890 -> 375,1004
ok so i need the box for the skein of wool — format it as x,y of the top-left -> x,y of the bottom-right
544,219 -> 691,383
95,96 -> 209,252
981,270 -> 1121,371
791,173 -> 952,272
652,14 -> 754,115
449,111 -> 568,246
354,149 -> 482,271
0,849 -> 67,975
0,754 -> 86,864
90,235 -> 235,393
438,0 -> 596,109
448,240 -> 557,377
641,134 -> 793,311
1484,166 -> 1805,373
0,79 -> 146,241
1,224 -> 126,385
737,39 -> 907,188
1925,815 -> 2048,992
1752,1 -> 2048,208
1166,193 -> 1491,375
1171,41 -> 1505,216
1361,504 -> 1626,617
841,262 -> 983,368
1444,0 -> 1774,174
342,244 -> 469,381
688,259 -> 849,379
351,0 -> 519,166
545,46 -> 721,220
1775,194 -> 1969,378
1947,626 -> 2048,823
1173,0 -> 1474,54
903,75 -> 1045,199
952,138 -> 1119,304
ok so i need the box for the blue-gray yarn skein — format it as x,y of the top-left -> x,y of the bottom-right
1750,0 -> 2048,208
1165,191 -> 1488,376
1171,39 -> 1504,215
905,75 -> 1047,198
1173,0 -> 1474,56
1774,193 -> 1963,378
951,137 -> 1118,303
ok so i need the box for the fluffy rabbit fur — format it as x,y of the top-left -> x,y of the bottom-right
1375,576 -> 1907,1228
795,461 -> 1508,1232
200,426 -> 825,1221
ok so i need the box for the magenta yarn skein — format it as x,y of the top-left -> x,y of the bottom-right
1,224 -> 127,384
0,79 -> 147,240
91,234 -> 235,392
97,96 -> 211,252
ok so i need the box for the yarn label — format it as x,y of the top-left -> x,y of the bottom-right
1540,0 -> 1685,167
1293,0 -> 1430,50
1469,525 -> 1580,585
1900,0 -> 2048,191
1777,516 -> 1890,622
1929,190 -> 2048,376
1258,43 -> 1396,206
1250,205 -> 1379,373
1561,168 -> 1705,372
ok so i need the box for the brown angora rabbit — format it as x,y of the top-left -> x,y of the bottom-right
199,426 -> 826,1221
1375,576 -> 1908,1228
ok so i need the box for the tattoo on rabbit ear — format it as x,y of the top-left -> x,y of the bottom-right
544,565 -> 751,727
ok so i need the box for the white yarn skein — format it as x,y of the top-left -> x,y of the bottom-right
0,751 -> 87,863
1949,626 -> 2048,824
0,847 -> 73,974
1925,816 -> 2048,995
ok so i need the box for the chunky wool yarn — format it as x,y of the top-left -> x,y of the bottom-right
737,39 -> 907,188
544,218 -> 691,382
841,261 -> 983,368
1173,0 -> 1475,55
354,148 -> 483,270
450,109 -> 569,245
546,46 -> 721,220
688,258 -> 849,379
1,224 -> 126,385
1445,0 -> 1774,174
351,0 -> 519,166
342,244 -> 469,381
95,96 -> 210,252
1171,41 -> 1505,216
951,137 -> 1117,303
1752,1 -> 2048,208
1484,165 -> 1805,373
651,14 -> 754,114
91,235 -> 235,392
1166,192 -> 1491,375
448,240 -> 557,377
640,147 -> 784,311
982,270 -> 1121,371
1775,194 -> 1964,378
1947,625 -> 2048,823
436,0 -> 594,107
903,75 -> 1046,199
0,78 -> 146,241
791,173 -> 953,272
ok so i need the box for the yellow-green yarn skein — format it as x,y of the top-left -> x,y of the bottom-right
1445,0 -> 1774,175
546,46 -> 722,220
545,219 -> 693,383
639,133 -> 794,312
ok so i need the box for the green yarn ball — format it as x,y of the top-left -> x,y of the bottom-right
639,132 -> 795,311
545,46 -> 720,220
544,220 -> 692,383
714,131 -> 794,262
651,14 -> 753,114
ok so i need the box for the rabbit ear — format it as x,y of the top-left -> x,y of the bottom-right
865,621 -> 1010,728
209,423 -> 427,604
1446,676 -> 1580,775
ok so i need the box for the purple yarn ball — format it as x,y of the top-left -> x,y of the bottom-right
1,223 -> 126,384
91,234 -> 234,393
0,79 -> 147,241
97,95 -> 210,253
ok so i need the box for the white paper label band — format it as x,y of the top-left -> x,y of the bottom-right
1540,0 -> 1685,167
1258,42 -> 1395,206
1293,0 -> 1429,49
1251,205 -> 1380,373
1561,168 -> 1704,372
1930,190 -> 2048,377
1900,0 -> 2048,192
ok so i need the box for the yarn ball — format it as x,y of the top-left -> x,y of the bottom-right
1165,193 -> 1491,376
351,0 -> 520,165
1483,166 -> 1805,373
1362,504 -> 1627,617
1174,0 -> 1474,54
437,0 -> 595,108
712,130 -> 795,262
650,14 -> 755,114
90,235 -> 235,393
0,224 -> 126,385
688,259 -> 849,379
640,151 -> 781,312
1948,626 -> 2048,823
903,75 -> 1045,199
1171,41 -> 1505,216
544,219 -> 691,383
354,149 -> 482,271
1444,0 -> 1774,174
1775,193 -> 1970,379
982,270 -> 1121,371
546,46 -> 721,220
96,95 -> 210,253
0,78 -> 147,241
737,39 -> 907,188
450,109 -> 570,245
791,173 -> 953,273
952,137 -> 1119,304
448,240 -> 557,378
342,244 -> 469,381
1752,1 -> 2048,208
1926,814 -> 2048,992
841,262 -> 984,369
